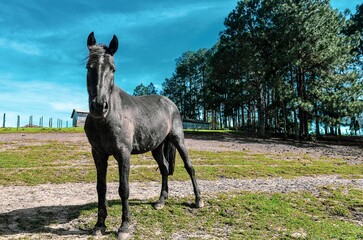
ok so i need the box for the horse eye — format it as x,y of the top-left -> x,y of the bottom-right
87,63 -> 95,70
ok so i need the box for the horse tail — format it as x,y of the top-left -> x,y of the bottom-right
164,139 -> 176,176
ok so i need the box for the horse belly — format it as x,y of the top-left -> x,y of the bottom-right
130,97 -> 174,154
131,128 -> 168,154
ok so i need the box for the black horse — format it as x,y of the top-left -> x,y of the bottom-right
84,32 -> 203,239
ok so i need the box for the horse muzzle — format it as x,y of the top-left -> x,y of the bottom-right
90,98 -> 109,118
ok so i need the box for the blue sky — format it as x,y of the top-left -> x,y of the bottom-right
0,0 -> 361,127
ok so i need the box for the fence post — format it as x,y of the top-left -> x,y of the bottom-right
17,115 -> 20,130
2,113 -> 5,128
39,117 -> 43,127
29,115 -> 33,127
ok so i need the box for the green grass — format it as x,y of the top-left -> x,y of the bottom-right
3,187 -> 360,239
0,133 -> 362,239
0,127 -> 85,133
1,186 -> 361,239
0,128 -> 237,134
183,129 -> 237,133
0,140 -> 362,186
73,187 -> 363,239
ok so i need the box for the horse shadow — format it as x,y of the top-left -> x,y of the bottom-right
0,200 -> 151,237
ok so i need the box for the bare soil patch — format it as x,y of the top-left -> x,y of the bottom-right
184,132 -> 363,165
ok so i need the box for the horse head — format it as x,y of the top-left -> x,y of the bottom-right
86,32 -> 118,118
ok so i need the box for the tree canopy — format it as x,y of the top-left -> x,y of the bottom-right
133,82 -> 157,96
147,0 -> 363,138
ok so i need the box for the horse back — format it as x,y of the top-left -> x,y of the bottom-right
120,92 -> 182,153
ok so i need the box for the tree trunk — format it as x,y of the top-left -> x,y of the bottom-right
282,100 -> 288,139
294,109 -> 299,139
212,109 -> 216,130
241,106 -> 245,130
297,68 -> 304,138
219,105 -> 223,129
247,104 -> 251,131
252,108 -> 257,132
315,118 -> 320,135
258,82 -> 266,137
337,124 -> 341,136
290,64 -> 299,139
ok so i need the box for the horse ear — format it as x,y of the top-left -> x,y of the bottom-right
108,35 -> 118,55
87,32 -> 96,49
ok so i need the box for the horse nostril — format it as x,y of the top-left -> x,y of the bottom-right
103,102 -> 109,112
91,100 -> 97,110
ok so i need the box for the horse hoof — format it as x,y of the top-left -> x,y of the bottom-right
196,199 -> 204,208
118,231 -> 131,240
154,201 -> 165,210
92,227 -> 106,236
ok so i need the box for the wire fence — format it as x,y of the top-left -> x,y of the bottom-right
2,113 -> 70,129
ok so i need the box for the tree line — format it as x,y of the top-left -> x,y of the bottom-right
134,0 -> 363,138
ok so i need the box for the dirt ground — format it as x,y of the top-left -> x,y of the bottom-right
0,132 -> 362,239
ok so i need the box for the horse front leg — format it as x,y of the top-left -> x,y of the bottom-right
114,151 -> 132,240
92,149 -> 109,235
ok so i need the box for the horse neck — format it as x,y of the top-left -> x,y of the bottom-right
109,85 -> 128,113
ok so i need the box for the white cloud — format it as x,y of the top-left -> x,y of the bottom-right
80,2 -> 224,43
0,78 -> 88,126
86,3 -> 212,29
0,38 -> 42,56
50,101 -> 88,112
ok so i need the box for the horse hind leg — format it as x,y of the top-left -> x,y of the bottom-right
171,134 -> 204,208
151,143 -> 169,210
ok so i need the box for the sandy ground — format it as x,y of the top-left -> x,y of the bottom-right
0,132 -> 362,239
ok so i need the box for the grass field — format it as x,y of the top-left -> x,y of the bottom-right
1,187 -> 362,239
0,140 -> 362,186
0,127 -> 85,133
0,127 -> 239,134
0,131 -> 362,239
75,187 -> 363,239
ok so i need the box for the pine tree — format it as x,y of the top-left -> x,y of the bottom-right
133,82 -> 158,96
